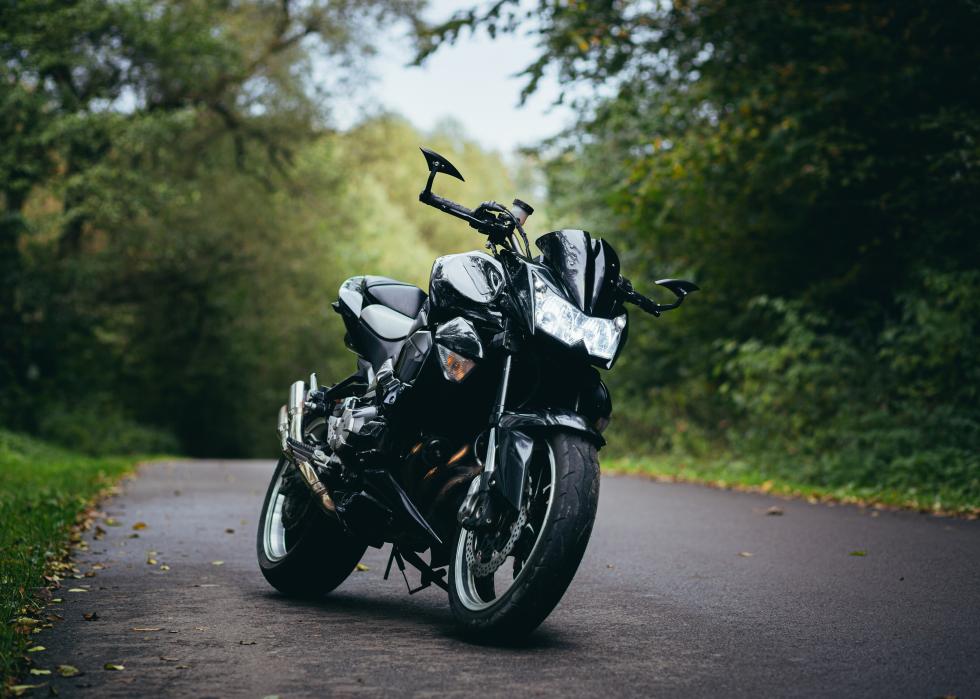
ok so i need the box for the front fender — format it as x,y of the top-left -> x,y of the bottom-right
493,408 -> 605,512
497,409 -> 606,447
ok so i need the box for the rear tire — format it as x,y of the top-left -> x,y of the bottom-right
448,431 -> 600,639
256,456 -> 366,598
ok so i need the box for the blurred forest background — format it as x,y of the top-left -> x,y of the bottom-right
2,0 -> 979,509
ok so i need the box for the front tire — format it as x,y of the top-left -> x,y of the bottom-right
256,456 -> 366,598
448,431 -> 600,639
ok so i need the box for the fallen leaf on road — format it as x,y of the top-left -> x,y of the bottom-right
50,599 -> 62,603
27,646 -> 45,653
175,664 -> 190,669
766,506 -> 784,516
239,640 -> 257,645
132,522 -> 148,531
103,663 -> 124,671
91,564 -> 105,570
15,617 -> 38,626
83,612 -> 98,621
104,518 -> 120,527
67,588 -> 87,593
128,533 -> 140,539
606,564 -> 615,569
46,614 -> 64,622
849,550 -> 867,557
29,669 -> 51,676
146,558 -> 158,565
160,656 -> 179,662
355,563 -> 369,571
159,564 -> 170,571
211,561 -> 224,566
225,528 -> 235,534
131,627 -> 162,632
737,551 -> 754,557
56,665 -> 80,677
94,526 -> 107,540
194,626 -> 207,631
10,684 -> 46,696
194,583 -> 220,588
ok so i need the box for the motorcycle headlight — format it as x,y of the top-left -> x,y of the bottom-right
532,274 -> 626,361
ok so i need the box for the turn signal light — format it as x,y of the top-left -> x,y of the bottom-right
437,345 -> 477,383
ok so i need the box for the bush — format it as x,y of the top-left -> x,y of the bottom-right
36,401 -> 178,456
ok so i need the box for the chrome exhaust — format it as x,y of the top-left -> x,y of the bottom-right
288,380 -> 305,442
295,460 -> 337,515
279,379 -> 338,519
277,404 -> 289,450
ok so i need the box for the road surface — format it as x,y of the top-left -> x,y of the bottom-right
26,460 -> 980,697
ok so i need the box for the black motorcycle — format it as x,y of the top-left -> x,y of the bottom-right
257,147 -> 697,638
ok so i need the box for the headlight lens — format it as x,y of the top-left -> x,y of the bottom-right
533,275 -> 626,361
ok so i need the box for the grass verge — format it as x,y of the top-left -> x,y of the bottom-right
0,430 -> 145,690
603,454 -> 980,518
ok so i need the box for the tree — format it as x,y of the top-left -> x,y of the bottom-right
422,1 -> 980,500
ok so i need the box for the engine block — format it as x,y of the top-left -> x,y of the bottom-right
325,397 -> 379,454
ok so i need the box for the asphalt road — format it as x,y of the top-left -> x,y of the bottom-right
26,460 -> 980,697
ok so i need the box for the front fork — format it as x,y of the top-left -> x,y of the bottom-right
457,353 -> 512,528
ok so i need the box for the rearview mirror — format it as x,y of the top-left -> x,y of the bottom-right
420,147 -> 465,181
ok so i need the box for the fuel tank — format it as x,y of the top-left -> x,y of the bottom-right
427,252 -> 505,323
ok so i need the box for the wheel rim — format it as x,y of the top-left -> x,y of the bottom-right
263,464 -> 290,562
454,443 -> 557,612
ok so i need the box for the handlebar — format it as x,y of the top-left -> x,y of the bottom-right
420,188 -> 523,248
617,276 -> 699,316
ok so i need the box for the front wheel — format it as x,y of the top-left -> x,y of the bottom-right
448,431 -> 600,639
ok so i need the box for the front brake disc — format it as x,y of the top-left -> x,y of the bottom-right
464,506 -> 528,578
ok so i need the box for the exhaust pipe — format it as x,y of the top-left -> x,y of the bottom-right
280,380 -> 338,518
277,405 -> 289,450
295,460 -> 337,516
288,380 -> 305,442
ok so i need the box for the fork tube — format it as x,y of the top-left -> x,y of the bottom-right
482,354 -> 512,481
493,354 -> 513,420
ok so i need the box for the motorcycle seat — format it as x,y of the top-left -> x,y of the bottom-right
336,275 -> 429,368
363,276 -> 427,319
359,304 -> 416,341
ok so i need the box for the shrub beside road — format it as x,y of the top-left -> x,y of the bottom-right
0,430 -> 143,687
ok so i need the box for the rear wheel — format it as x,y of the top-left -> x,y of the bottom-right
257,450 -> 366,598
448,431 -> 600,638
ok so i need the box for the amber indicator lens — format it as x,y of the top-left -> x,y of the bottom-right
436,345 -> 477,383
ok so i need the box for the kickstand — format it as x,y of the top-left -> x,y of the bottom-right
384,546 -> 448,594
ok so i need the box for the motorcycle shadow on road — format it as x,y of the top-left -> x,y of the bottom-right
252,587 -> 579,651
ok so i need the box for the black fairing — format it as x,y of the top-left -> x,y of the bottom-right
536,229 -> 622,317
428,252 -> 505,327
434,317 -> 484,359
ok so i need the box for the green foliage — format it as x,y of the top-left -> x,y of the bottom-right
36,400 -> 179,456
0,1 -> 517,457
0,430 -> 140,684
435,1 -> 980,506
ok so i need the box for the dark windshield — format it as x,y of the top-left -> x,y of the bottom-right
535,230 -> 621,317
